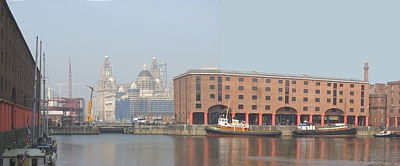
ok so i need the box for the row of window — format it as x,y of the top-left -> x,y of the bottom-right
205,76 -> 364,89
195,103 -> 365,112
207,93 -> 362,104
217,85 -> 364,96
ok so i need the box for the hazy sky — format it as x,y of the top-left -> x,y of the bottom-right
7,0 -> 400,102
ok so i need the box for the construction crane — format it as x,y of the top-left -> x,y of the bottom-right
85,85 -> 95,123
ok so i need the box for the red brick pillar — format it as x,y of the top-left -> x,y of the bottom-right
0,102 -> 4,131
258,113 -> 262,126
321,114 -> 325,126
386,116 -> 390,127
272,113 -> 276,126
355,115 -> 359,126
231,112 -> 236,119
344,114 -> 348,125
189,112 -> 193,125
245,113 -> 249,124
296,114 -> 301,126
309,114 -> 313,123
395,117 -> 398,127
365,116 -> 369,126
204,112 -> 208,125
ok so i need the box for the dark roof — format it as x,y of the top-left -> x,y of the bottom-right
138,70 -> 152,77
173,69 -> 368,83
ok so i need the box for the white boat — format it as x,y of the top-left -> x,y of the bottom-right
2,148 -> 54,166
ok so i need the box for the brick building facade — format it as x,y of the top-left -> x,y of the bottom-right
0,0 -> 41,132
174,66 -> 370,126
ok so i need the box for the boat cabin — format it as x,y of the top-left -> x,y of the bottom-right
298,123 -> 316,130
2,148 -> 52,166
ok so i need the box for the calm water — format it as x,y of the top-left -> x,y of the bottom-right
55,134 -> 400,166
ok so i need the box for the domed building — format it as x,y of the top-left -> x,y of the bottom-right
97,55 -> 174,123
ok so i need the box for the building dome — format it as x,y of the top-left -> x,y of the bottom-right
138,70 -> 152,77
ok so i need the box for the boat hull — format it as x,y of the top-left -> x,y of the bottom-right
205,126 -> 282,137
292,128 -> 357,137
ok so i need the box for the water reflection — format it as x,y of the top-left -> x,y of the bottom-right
56,135 -> 400,166
178,137 -> 400,166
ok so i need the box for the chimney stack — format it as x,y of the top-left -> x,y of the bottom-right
364,62 -> 369,82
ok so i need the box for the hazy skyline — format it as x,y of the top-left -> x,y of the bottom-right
7,0 -> 220,100
7,0 -> 400,101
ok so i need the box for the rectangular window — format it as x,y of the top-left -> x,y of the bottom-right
252,95 -> 257,100
316,82 -> 320,86
360,108 -> 365,113
333,90 -> 337,96
303,97 -> 308,102
327,83 -> 331,86
238,95 -> 244,99
218,77 -> 222,83
225,77 -> 230,81
350,84 -> 354,88
210,76 -> 215,81
340,83 -> 343,87
333,98 -> 337,105
278,96 -> 283,101
239,86 -> 244,90
278,80 -> 283,84
265,87 -> 270,92
304,81 -> 308,85
339,91 -> 343,95
361,99 -> 364,106
196,84 -> 201,91
265,105 -> 270,110
292,97 -> 296,101
339,99 -> 343,103
315,90 -> 320,94
327,90 -> 331,94
239,78 -> 244,82
225,94 -> 230,99
196,104 -> 201,108
265,96 -> 270,100
350,99 -> 354,104
350,108 -> 354,112
225,85 -> 230,90
361,91 -> 364,98
315,107 -> 320,111
303,89 -> 308,93
252,78 -> 258,82
350,91 -> 354,96
210,85 -> 215,89
238,105 -> 244,109
327,98 -> 331,103
292,80 -> 296,84
252,86 -> 257,91
292,88 -> 296,93
196,93 -> 201,101
210,94 -> 215,98
196,76 -> 201,83
315,98 -> 320,102
266,79 -> 271,83
333,83 -> 337,89
252,105 -> 257,110
285,96 -> 289,104
218,84 -> 222,92
361,85 -> 365,90
285,80 -> 290,86
303,106 -> 308,111
285,87 -> 289,94
278,88 -> 283,92
218,93 -> 222,101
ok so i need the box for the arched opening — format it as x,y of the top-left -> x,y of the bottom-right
276,107 -> 297,125
207,104 -> 230,124
324,108 -> 345,124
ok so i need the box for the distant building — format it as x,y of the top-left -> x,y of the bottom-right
174,65 -> 370,126
96,55 -> 174,122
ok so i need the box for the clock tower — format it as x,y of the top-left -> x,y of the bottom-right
97,55 -> 117,121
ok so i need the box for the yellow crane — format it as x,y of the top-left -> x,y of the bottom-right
85,85 -> 94,123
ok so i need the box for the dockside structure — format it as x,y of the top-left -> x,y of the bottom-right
174,65 -> 370,126
0,0 -> 41,155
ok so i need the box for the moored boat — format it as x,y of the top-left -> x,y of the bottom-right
292,122 -> 357,137
2,148 -> 54,166
204,101 -> 282,137
373,130 -> 399,138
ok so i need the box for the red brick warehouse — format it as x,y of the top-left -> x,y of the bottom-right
174,65 -> 370,126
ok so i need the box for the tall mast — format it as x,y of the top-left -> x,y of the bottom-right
31,36 -> 39,146
43,52 -> 47,136
38,40 -> 42,138
69,57 -> 72,116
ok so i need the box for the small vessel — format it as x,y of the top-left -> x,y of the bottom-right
373,130 -> 398,138
205,102 -> 282,137
292,122 -> 357,137
2,148 -> 54,166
